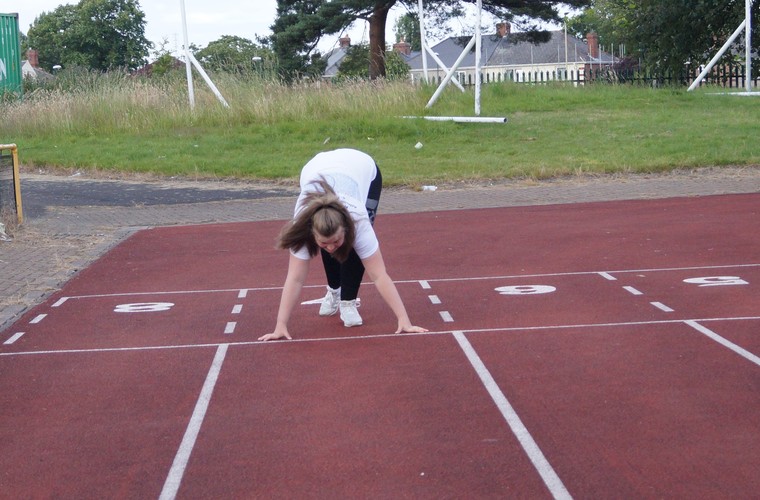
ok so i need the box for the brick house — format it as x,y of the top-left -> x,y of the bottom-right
404,23 -> 617,85
21,50 -> 53,82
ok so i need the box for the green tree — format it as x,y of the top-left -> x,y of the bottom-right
194,35 -> 275,74
146,39 -> 183,78
26,0 -> 151,72
568,0 -> 759,76
394,12 -> 421,51
272,0 -> 591,80
19,31 -> 29,52
336,43 -> 410,79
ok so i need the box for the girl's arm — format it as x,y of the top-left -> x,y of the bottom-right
258,254 -> 310,341
362,249 -> 428,334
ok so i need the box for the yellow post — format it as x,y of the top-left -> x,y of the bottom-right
0,143 -> 23,225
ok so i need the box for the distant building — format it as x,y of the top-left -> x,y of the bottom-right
404,23 -> 618,85
132,56 -> 185,77
322,36 -> 353,79
21,50 -> 53,82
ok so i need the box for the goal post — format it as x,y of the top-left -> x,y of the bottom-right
0,144 -> 23,225
688,0 -> 755,93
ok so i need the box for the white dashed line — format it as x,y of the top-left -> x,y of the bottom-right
419,280 -> 431,289
598,272 -> 617,281
650,302 -> 674,313
428,295 -> 441,305
4,332 -> 25,345
623,286 -> 643,296
439,311 -> 454,322
237,289 -> 248,298
224,322 -> 237,334
52,298 -> 68,307
30,314 -> 47,324
231,304 -> 243,314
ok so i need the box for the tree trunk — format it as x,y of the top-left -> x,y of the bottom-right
368,4 -> 391,79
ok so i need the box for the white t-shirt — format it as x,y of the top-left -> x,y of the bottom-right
291,149 -> 379,260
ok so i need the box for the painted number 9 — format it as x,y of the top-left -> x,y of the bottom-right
683,276 -> 748,287
114,302 -> 175,313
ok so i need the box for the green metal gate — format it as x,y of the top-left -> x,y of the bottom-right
0,13 -> 22,97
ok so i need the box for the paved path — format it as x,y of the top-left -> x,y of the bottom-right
2,167 -> 759,332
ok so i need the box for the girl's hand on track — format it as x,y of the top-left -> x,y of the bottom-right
396,325 -> 429,334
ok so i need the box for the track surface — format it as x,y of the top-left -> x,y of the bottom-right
2,193 -> 759,498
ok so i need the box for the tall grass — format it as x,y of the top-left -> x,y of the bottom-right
1,69 -> 758,185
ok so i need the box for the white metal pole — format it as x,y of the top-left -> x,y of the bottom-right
188,53 -> 230,107
688,20 -> 746,91
426,35 -> 476,107
402,115 -> 506,123
180,0 -> 194,109
474,0 -> 482,116
564,22 -> 568,75
418,0 -> 429,83
746,0 -> 752,91
425,47 -> 466,91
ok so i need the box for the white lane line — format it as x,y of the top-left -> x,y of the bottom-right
231,304 -> 243,314
46,264 -> 760,301
452,331 -> 571,500
428,295 -> 441,305
650,302 -> 674,313
224,322 -> 236,334
685,320 -> 760,367
5,317 -> 760,358
160,344 -> 228,500
52,298 -> 68,307
393,263 -> 760,285
58,286 -> 286,301
439,311 -> 454,322
30,314 -> 47,324
623,286 -> 643,296
4,332 -> 25,345
598,272 -> 616,281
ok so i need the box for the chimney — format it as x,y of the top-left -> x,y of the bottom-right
393,40 -> 411,56
27,49 -> 40,68
496,22 -> 511,37
586,32 -> 599,59
339,36 -> 351,48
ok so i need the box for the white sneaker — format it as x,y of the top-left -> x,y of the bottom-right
340,300 -> 363,327
319,286 -> 340,316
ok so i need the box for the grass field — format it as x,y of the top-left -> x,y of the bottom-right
2,71 -> 759,187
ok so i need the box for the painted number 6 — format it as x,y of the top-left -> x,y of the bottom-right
495,285 -> 556,295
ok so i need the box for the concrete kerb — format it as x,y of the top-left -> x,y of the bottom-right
1,167 -> 759,333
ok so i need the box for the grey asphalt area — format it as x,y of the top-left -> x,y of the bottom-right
1,167 -> 759,332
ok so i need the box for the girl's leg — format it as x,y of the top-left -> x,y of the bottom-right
338,249 -> 364,300
340,164 -> 382,300
319,249 -> 342,317
365,164 -> 382,225
320,248 -> 342,290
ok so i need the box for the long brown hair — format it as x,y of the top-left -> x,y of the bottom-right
277,177 -> 356,262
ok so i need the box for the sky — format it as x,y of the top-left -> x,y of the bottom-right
9,1 -> 570,59
9,0 -> 409,56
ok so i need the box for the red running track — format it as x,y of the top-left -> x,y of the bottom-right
1,193 -> 759,498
